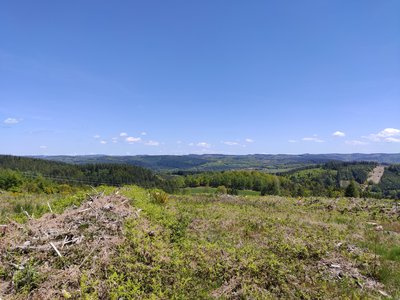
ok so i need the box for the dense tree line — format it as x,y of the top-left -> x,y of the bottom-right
0,155 -> 175,192
377,164 -> 400,199
184,171 -> 282,195
1,155 -> 400,199
181,163 -> 400,199
323,161 -> 377,184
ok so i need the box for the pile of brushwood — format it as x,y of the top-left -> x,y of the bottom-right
0,190 -> 133,299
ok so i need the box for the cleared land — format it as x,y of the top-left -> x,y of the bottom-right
368,165 -> 385,184
1,187 -> 400,299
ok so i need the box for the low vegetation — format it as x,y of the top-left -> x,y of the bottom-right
1,183 -> 399,298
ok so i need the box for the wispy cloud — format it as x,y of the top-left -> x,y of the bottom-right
141,132 -> 147,136
120,132 -> 128,137
39,145 -> 47,149
197,142 -> 211,148
363,128 -> 400,143
93,134 -> 101,139
245,138 -> 254,143
345,140 -> 368,146
3,118 -> 20,124
302,136 -> 324,143
100,140 -> 107,144
223,141 -> 239,146
126,136 -> 141,143
288,140 -> 297,143
333,131 -> 345,137
145,140 -> 160,146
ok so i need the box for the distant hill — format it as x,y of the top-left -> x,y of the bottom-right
32,153 -> 400,172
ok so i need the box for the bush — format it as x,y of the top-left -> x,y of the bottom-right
345,180 -> 359,198
216,185 -> 227,194
150,189 -> 169,204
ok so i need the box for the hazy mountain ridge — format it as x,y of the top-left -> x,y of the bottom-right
32,153 -> 400,172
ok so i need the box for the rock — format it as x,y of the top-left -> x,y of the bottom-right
103,204 -> 114,210
335,242 -> 343,248
366,222 -> 378,226
330,264 -> 341,269
378,290 -> 389,297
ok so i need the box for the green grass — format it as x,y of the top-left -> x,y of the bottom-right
103,187 -> 400,299
182,187 -> 260,196
2,185 -> 399,299
0,185 -> 114,223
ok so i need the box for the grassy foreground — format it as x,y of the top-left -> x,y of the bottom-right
107,188 -> 400,299
1,186 -> 399,299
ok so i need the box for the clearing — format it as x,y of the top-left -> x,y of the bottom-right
368,165 -> 385,184
1,186 -> 399,299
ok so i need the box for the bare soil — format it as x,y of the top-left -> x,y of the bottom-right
367,165 -> 385,184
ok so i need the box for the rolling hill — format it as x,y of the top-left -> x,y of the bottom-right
32,153 -> 400,172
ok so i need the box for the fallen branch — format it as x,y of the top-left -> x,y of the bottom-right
79,239 -> 100,268
8,262 -> 24,270
47,202 -> 54,213
23,210 -> 32,220
50,242 -> 62,257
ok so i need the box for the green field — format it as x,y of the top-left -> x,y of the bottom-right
182,187 -> 261,196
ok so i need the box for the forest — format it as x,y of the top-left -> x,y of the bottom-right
1,155 -> 400,199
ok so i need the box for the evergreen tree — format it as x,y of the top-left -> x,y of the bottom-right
345,180 -> 359,197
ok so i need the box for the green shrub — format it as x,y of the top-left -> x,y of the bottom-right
12,262 -> 41,293
150,189 -> 169,204
216,185 -> 227,194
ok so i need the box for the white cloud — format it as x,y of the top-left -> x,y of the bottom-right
120,132 -> 128,137
333,131 -> 346,137
100,140 -> 107,144
126,136 -> 141,143
364,128 -> 400,143
302,137 -> 324,143
4,118 -> 20,124
141,132 -> 147,136
346,140 -> 368,146
197,142 -> 211,148
245,138 -> 254,143
385,137 -> 400,143
223,141 -> 239,146
93,134 -> 101,139
39,145 -> 47,149
145,140 -> 160,146
288,140 -> 297,143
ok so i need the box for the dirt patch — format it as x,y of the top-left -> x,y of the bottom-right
319,245 -> 389,296
0,192 -> 133,299
367,165 -> 385,184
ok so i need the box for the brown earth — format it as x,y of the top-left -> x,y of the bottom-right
367,165 -> 385,184
0,192 -> 132,299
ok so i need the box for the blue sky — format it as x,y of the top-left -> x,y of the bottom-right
0,1 -> 399,155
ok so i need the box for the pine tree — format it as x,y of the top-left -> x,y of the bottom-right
345,180 -> 359,197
